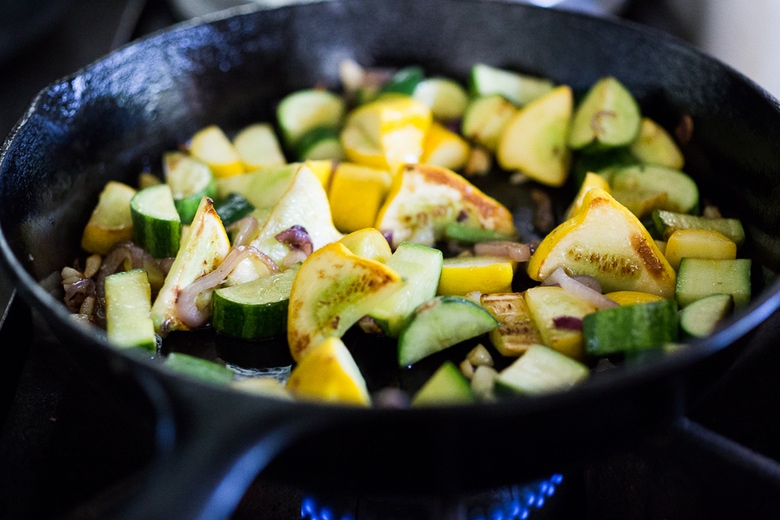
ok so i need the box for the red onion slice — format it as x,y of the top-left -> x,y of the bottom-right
473,241 -> 531,262
275,225 -> 313,256
553,316 -> 584,331
544,267 -> 618,310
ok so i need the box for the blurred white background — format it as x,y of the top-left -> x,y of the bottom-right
668,0 -> 780,101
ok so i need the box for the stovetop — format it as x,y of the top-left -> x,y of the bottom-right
2,1 -> 780,519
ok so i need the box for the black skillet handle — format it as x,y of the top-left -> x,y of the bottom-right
69,369 -> 322,520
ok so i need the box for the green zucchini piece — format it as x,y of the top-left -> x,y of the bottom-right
276,89 -> 345,148
216,163 -> 300,209
412,77 -> 469,121
369,242 -> 443,338
652,210 -> 746,247
568,76 -> 641,152
676,258 -> 751,308
469,63 -> 554,107
211,267 -> 298,340
571,146 -> 637,187
609,164 -> 699,218
411,360 -> 475,406
397,295 -> 498,367
582,299 -> 679,357
460,94 -> 516,151
629,117 -> 685,170
214,192 -> 255,227
164,352 -> 234,385
496,344 -> 588,396
294,126 -> 346,161
104,269 -> 157,351
163,151 -> 218,224
444,221 -> 517,243
130,183 -> 182,258
679,293 -> 734,338
378,65 -> 425,96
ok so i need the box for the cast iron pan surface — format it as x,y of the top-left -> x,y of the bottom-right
2,1 -> 780,518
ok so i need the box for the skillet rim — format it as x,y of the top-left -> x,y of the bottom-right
0,0 -> 779,422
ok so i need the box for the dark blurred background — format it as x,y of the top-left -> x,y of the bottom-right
2,0 -> 778,140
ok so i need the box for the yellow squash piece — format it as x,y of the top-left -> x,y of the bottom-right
375,163 -> 516,248
151,197 -> 231,335
527,188 -> 676,298
189,124 -> 244,178
250,164 -> 343,266
496,85 -> 573,187
287,242 -> 403,361
438,255 -> 516,296
341,96 -> 432,172
338,228 -> 393,263
604,290 -> 665,306
81,181 -> 136,255
328,162 -> 393,233
286,337 -> 371,406
524,286 -> 598,360
564,171 -> 610,219
663,229 -> 737,271
304,159 -> 335,190
420,121 -> 470,171
480,292 -> 543,357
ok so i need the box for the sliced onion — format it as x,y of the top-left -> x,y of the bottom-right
474,241 -> 531,262
175,246 -> 279,329
275,225 -> 313,256
281,248 -> 308,268
543,267 -> 618,310
571,274 -> 602,293
63,277 -> 96,312
229,216 -> 260,247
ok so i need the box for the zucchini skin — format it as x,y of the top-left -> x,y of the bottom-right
582,299 -> 678,357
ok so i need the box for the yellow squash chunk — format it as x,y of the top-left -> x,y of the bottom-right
564,171 -> 611,219
527,188 -> 676,298
420,121 -> 470,171
375,163 -> 516,248
250,164 -> 343,266
341,96 -> 432,172
189,124 -> 244,178
304,159 -> 335,190
480,292 -> 543,357
287,242 -> 403,361
438,255 -> 516,296
328,162 -> 393,233
664,229 -> 737,271
605,290 -> 665,306
338,228 -> 392,263
286,337 -> 371,406
496,85 -> 573,187
524,286 -> 598,360
151,197 -> 231,335
232,122 -> 286,171
81,181 -> 136,255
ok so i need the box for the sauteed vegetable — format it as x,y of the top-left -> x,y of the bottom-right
60,62 -> 750,407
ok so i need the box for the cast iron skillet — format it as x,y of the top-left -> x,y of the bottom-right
2,1 -> 780,518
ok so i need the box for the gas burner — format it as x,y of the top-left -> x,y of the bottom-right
300,474 -> 564,520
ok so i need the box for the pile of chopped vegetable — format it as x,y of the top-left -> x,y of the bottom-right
61,61 -> 750,407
